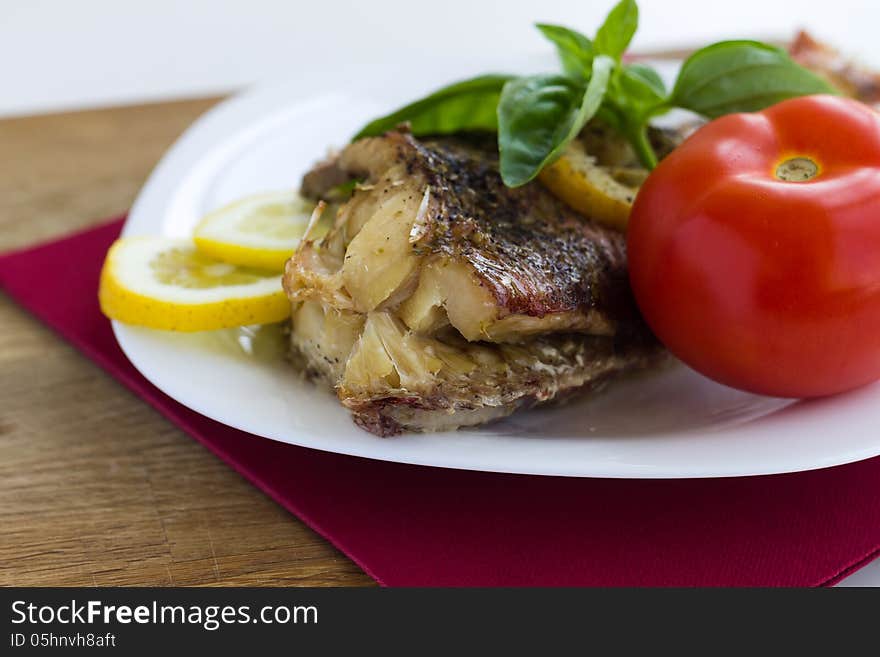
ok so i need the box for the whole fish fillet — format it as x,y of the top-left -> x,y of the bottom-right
284,131 -> 661,435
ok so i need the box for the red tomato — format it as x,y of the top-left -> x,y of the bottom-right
627,95 -> 880,398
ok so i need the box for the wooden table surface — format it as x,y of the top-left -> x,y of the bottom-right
0,98 -> 374,586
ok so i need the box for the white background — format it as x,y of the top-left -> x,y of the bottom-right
2,0 -> 880,117
2,0 -> 879,585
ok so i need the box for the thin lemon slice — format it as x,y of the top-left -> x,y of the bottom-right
193,190 -> 328,272
539,140 -> 644,232
99,237 -> 290,331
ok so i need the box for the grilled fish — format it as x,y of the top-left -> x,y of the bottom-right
285,131 -> 661,435
790,31 -> 880,107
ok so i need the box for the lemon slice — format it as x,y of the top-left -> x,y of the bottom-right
99,237 -> 290,331
193,190 -> 328,272
539,141 -> 643,232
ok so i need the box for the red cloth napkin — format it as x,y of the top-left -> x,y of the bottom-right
3,218 -> 880,586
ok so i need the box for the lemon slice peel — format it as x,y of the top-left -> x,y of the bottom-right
193,190 -> 326,272
99,237 -> 290,332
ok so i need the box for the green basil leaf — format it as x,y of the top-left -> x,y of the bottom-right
353,74 -> 515,140
671,40 -> 838,118
535,23 -> 594,78
595,104 -> 625,133
608,63 -> 667,120
498,75 -> 582,187
594,0 -> 639,60
499,55 -> 614,186
622,63 -> 666,99
601,64 -> 668,169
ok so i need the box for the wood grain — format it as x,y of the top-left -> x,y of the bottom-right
0,99 -> 374,586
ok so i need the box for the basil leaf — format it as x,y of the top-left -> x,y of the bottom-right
608,63 -> 667,120
353,74 -> 514,140
498,75 -> 581,187
600,62 -> 667,169
594,0 -> 639,60
671,40 -> 837,118
622,63 -> 666,99
499,55 -> 614,186
595,104 -> 625,133
535,23 -> 594,79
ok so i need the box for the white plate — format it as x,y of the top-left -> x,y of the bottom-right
114,65 -> 880,478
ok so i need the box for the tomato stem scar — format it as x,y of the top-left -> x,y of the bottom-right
775,157 -> 819,182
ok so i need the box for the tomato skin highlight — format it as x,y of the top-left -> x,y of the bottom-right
627,95 -> 880,398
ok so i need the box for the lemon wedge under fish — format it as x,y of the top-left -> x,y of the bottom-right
99,237 -> 290,331
539,140 -> 642,232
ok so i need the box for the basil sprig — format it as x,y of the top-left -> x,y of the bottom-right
354,74 -> 514,139
534,24 -> 594,79
354,0 -> 837,186
593,0 -> 639,61
498,57 -> 614,186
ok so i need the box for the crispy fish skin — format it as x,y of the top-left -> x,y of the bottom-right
318,132 -> 639,325
287,131 -> 661,435
342,332 -> 657,437
409,134 -> 631,319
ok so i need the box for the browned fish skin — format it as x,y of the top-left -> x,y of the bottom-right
286,131 -> 661,435
339,132 -> 637,323
426,136 -> 636,321
343,333 -> 657,437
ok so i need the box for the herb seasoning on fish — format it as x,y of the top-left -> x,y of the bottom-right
286,131 -> 662,435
